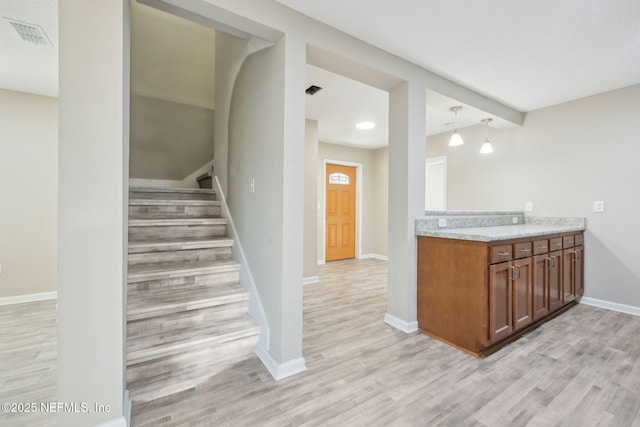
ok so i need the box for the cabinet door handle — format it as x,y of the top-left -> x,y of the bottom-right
572,250 -> 580,262
545,257 -> 552,270
551,256 -> 557,269
498,252 -> 510,256
516,264 -> 522,279
509,265 -> 516,281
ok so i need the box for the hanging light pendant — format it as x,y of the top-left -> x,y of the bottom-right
448,106 -> 464,147
479,118 -> 494,154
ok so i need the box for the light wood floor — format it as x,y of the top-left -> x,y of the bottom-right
2,259 -> 640,426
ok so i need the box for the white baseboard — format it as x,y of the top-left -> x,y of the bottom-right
317,260 -> 325,265
384,313 -> 418,333
123,389 -> 131,427
0,291 -> 57,307
95,416 -> 127,427
580,297 -> 640,317
360,253 -> 388,261
303,276 -> 320,285
256,344 -> 307,381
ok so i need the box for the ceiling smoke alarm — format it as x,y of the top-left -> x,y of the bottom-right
4,18 -> 52,46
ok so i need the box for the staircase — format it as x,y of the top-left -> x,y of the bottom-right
126,187 -> 259,419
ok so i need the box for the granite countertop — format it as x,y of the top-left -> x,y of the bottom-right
416,223 -> 586,242
415,212 -> 586,242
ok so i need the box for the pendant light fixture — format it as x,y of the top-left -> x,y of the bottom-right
479,118 -> 494,154
448,106 -> 464,147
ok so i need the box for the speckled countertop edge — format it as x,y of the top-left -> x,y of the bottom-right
416,224 -> 586,242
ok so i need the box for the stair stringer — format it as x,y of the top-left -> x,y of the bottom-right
213,175 -> 270,352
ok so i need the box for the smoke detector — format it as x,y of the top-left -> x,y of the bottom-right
3,18 -> 52,46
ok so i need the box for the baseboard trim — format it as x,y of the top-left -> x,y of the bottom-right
0,291 -> 57,307
360,253 -> 388,261
123,389 -> 131,427
256,344 -> 307,381
384,313 -> 418,333
317,260 -> 325,266
95,416 -> 127,427
303,276 -> 320,285
580,297 -> 640,317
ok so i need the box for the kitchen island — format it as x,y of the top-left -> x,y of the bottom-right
416,211 -> 586,356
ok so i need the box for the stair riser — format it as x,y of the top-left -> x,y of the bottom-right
128,301 -> 249,339
128,271 -> 240,293
128,247 -> 232,267
127,335 -> 258,401
129,224 -> 226,240
129,191 -> 216,201
129,205 -> 220,219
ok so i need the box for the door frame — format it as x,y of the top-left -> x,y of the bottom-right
320,159 -> 363,264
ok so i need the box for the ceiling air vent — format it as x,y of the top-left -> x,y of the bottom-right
306,85 -> 322,95
4,18 -> 52,46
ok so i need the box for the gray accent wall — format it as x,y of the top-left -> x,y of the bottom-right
427,84 -> 640,309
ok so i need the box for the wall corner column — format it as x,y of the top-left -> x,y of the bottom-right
386,81 -> 426,333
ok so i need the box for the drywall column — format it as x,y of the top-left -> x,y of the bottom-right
385,81 -> 426,332
58,0 -> 127,425
278,33 -> 307,374
303,119 -> 318,280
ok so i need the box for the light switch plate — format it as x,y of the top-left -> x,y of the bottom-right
438,218 -> 447,228
594,201 -> 605,212
512,216 -> 519,224
525,202 -> 533,212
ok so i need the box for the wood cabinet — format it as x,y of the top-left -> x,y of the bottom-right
418,231 -> 584,357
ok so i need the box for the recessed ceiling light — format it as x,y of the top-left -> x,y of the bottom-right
356,122 -> 375,130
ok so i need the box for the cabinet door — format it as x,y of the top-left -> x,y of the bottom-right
563,248 -> 576,303
532,255 -> 548,320
574,245 -> 584,296
548,251 -> 563,312
489,262 -> 513,342
512,257 -> 533,330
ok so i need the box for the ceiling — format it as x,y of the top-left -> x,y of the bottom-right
4,1 -> 639,149
281,0 -> 640,113
0,0 -> 57,97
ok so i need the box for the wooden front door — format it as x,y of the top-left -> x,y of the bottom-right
325,164 -> 356,261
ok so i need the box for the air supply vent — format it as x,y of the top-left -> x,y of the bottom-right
4,18 -> 52,46
306,85 -> 322,95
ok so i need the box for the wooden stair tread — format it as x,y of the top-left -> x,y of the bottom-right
129,218 -> 226,227
128,237 -> 233,253
127,314 -> 259,365
129,199 -> 221,206
127,283 -> 249,321
128,346 -> 257,403
130,187 -> 216,194
128,259 -> 239,283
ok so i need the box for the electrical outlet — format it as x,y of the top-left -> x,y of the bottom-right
525,202 -> 533,212
594,201 -> 605,212
438,218 -> 447,228
250,177 -> 255,194
512,216 -> 519,224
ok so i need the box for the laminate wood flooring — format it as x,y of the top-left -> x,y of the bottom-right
3,260 -> 640,426
0,299 -> 57,427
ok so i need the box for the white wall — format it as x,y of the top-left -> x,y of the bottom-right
58,0 -> 127,424
373,147 -> 389,257
0,89 -> 58,299
427,84 -> 640,309
304,120 -> 318,277
228,36 -> 306,375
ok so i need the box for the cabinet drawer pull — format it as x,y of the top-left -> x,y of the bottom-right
519,248 -> 530,252
498,252 -> 510,256
537,245 -> 547,249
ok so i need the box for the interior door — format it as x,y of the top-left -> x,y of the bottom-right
325,164 -> 356,261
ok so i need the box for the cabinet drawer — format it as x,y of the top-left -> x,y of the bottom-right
563,236 -> 575,248
514,242 -> 532,259
549,238 -> 563,251
490,245 -> 513,264
575,234 -> 584,245
533,239 -> 548,255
